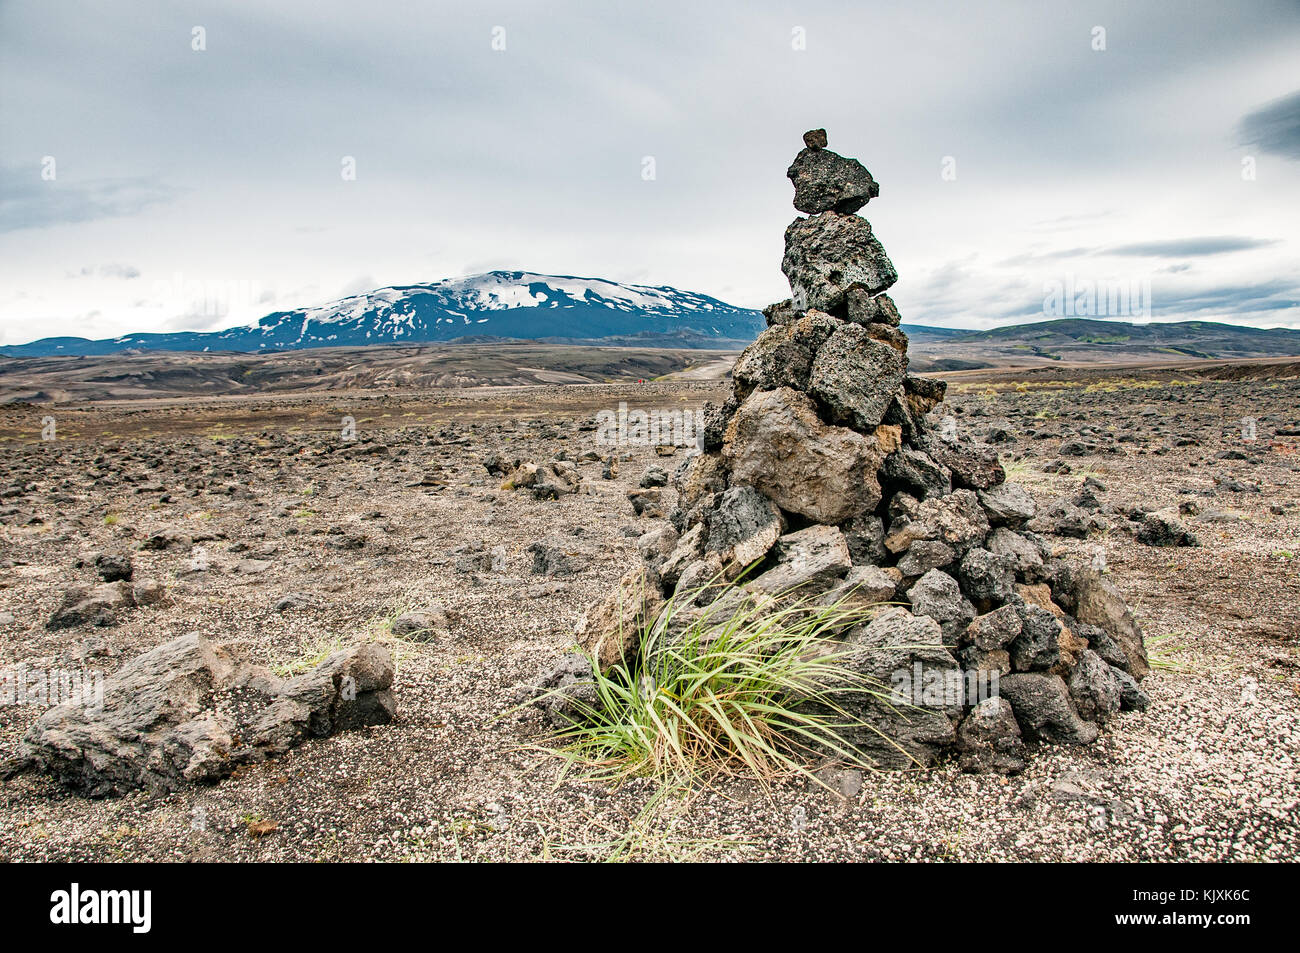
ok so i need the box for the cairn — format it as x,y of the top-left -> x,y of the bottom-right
557,129 -> 1150,774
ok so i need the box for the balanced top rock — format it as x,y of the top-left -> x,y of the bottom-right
564,129 -> 1151,774
787,137 -> 879,216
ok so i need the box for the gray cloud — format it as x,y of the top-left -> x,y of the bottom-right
2,0 -> 1299,337
1105,237 -> 1280,258
0,166 -> 175,233
994,248 -> 1093,268
1238,89 -> 1300,159
67,263 -> 142,279
1149,279 -> 1300,319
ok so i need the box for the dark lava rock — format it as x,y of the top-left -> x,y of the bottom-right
787,146 -> 879,214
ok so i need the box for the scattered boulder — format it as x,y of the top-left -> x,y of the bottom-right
723,387 -> 884,524
527,538 -> 586,577
1068,649 -> 1122,724
999,673 -> 1099,745
131,579 -> 167,606
94,552 -> 134,582
504,460 -> 582,499
273,592 -> 318,613
47,582 -> 135,630
956,697 -> 1027,775
483,451 -> 519,477
140,530 -> 192,552
906,569 -> 975,646
639,466 -> 669,489
573,567 -> 663,673
391,607 -> 452,642
523,653 -> 598,727
1137,511 -> 1199,547
3,633 -> 396,796
749,525 -> 852,596
627,488 -> 667,518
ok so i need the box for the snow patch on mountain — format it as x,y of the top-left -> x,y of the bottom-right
1,271 -> 766,357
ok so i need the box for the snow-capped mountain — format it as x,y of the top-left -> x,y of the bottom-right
1,272 -> 766,357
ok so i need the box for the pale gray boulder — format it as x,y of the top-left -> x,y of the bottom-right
4,633 -> 396,796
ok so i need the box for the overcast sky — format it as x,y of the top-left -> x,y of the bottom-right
2,0 -> 1298,345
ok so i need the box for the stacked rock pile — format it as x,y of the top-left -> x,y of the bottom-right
555,130 -> 1150,773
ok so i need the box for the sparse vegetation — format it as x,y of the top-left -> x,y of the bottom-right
1147,633 -> 1190,673
273,635 -> 347,677
546,585 -> 894,791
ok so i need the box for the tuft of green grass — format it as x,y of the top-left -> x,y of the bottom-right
543,582 -> 896,791
273,635 -> 346,677
1146,632 -> 1190,673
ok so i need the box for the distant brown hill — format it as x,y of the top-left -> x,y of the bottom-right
907,318 -> 1300,371
0,342 -> 735,404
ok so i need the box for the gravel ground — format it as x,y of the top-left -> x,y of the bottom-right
0,374 -> 1296,861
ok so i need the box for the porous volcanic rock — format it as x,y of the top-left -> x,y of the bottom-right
541,129 -> 1150,776
723,387 -> 884,524
3,633 -> 396,796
